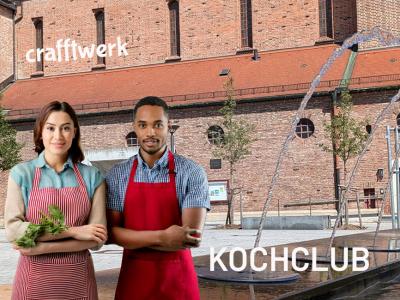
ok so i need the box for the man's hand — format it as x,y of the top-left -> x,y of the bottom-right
160,225 -> 201,250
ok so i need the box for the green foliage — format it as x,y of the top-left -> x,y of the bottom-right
319,90 -> 369,173
211,77 -> 256,164
209,77 -> 256,224
0,103 -> 23,171
15,205 -> 68,248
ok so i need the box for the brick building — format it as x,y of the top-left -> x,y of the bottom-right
0,0 -> 399,218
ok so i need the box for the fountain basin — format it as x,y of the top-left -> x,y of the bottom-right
242,216 -> 331,230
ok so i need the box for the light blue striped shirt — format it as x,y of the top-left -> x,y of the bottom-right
10,152 -> 103,207
105,150 -> 210,212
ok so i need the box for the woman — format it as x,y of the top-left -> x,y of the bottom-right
5,101 -> 107,300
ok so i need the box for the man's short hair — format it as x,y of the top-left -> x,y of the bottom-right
133,96 -> 169,120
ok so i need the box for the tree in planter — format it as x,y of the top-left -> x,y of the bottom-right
319,90 -> 368,226
0,101 -> 22,171
209,77 -> 256,225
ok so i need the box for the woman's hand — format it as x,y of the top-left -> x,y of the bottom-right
68,224 -> 107,244
14,242 -> 46,256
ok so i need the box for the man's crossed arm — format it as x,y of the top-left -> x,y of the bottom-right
107,207 -> 207,251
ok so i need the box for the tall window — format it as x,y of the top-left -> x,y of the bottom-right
240,0 -> 253,48
168,1 -> 180,57
33,18 -> 43,72
94,9 -> 105,65
319,0 -> 333,38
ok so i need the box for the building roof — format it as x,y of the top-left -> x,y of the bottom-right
0,0 -> 16,10
1,44 -> 400,120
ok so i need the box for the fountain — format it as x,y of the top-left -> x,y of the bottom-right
198,28 -> 400,298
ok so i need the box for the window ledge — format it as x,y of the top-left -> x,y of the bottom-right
165,56 -> 181,63
91,64 -> 106,71
31,71 -> 44,78
315,37 -> 334,45
236,47 -> 255,55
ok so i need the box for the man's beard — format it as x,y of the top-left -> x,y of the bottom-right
140,142 -> 166,155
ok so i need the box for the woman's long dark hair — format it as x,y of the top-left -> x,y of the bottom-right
33,101 -> 84,163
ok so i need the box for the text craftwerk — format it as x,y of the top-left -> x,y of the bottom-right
26,37 -> 128,63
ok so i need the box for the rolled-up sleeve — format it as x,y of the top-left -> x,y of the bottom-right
182,165 -> 210,210
4,176 -> 30,242
105,165 -> 126,212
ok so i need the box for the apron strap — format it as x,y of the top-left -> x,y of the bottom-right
73,163 -> 89,199
130,150 -> 175,183
32,168 -> 42,191
167,151 -> 176,184
129,159 -> 139,182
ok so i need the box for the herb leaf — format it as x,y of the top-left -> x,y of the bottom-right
15,205 -> 68,248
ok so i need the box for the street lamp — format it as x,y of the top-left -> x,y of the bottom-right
169,124 -> 180,153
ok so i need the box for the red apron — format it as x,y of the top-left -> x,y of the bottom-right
12,164 -> 98,300
115,151 -> 200,300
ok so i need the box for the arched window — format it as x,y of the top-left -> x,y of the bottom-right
126,132 -> 139,147
168,1 -> 180,57
296,118 -> 315,139
240,0 -> 253,48
207,125 -> 224,145
396,113 -> 400,126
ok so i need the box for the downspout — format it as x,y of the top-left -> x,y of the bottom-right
14,1 -> 23,82
332,45 -> 358,212
12,6 -> 16,82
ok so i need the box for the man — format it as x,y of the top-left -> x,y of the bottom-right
106,96 -> 210,300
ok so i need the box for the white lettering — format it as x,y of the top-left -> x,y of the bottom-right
37,48 -> 45,62
26,49 -> 35,63
117,36 -> 128,56
97,44 -> 108,58
210,247 -> 227,271
56,39 -> 63,62
78,44 -> 96,59
271,247 -> 289,271
352,247 -> 369,271
208,246 -> 369,273
108,42 -> 116,57
25,37 -> 129,63
71,40 -> 78,60
64,38 -> 71,61
311,247 -> 328,272
44,48 -> 56,62
331,247 -> 348,272
250,247 -> 268,272
291,247 -> 309,272
229,247 -> 247,272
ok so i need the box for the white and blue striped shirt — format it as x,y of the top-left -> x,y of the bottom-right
105,150 -> 210,212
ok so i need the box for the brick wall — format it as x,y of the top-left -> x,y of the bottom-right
333,0 -> 357,42
10,0 -> 399,79
14,0 -> 360,80
1,89 -> 397,218
0,5 -> 13,84
357,0 -> 400,49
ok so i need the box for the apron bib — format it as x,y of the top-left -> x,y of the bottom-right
115,151 -> 200,300
12,164 -> 98,300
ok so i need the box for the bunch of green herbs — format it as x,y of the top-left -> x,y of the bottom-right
15,205 -> 68,248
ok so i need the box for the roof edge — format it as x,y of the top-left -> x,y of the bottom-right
0,0 -> 16,10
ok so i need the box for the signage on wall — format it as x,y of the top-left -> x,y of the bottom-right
208,180 -> 228,202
